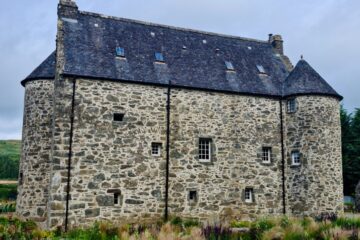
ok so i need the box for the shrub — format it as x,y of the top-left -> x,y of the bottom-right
0,202 -> 16,213
230,220 -> 251,228
202,225 -> 234,240
315,212 -> 338,222
334,217 -> 360,229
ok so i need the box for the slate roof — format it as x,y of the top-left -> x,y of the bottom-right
25,51 -> 56,81
283,60 -> 340,98
22,9 -> 342,100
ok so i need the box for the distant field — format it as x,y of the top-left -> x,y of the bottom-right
0,140 -> 21,161
0,140 -> 21,180
0,183 -> 17,201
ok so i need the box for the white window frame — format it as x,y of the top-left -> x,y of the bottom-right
199,138 -> 211,162
151,143 -> 162,156
291,151 -> 301,166
287,99 -> 296,113
245,188 -> 253,203
262,147 -> 272,163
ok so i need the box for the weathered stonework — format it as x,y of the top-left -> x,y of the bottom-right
16,80 -> 54,229
17,78 -> 343,229
16,0 -> 343,230
168,89 -> 283,219
284,96 -> 343,215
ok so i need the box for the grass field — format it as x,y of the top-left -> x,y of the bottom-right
0,140 -> 21,180
0,140 -> 21,162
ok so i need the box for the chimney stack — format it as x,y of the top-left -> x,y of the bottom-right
268,34 -> 284,55
58,0 -> 78,19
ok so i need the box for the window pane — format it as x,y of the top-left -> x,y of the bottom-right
199,138 -> 211,161
225,61 -> 235,71
262,147 -> 271,163
256,65 -> 266,74
155,52 -> 164,62
116,47 -> 125,57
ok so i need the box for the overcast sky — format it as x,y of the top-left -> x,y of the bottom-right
0,0 -> 359,140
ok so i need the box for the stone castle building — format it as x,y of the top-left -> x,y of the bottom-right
17,0 -> 343,230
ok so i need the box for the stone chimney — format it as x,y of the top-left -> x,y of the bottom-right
269,34 -> 284,55
58,0 -> 78,19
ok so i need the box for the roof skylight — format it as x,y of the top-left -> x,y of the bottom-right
116,47 -> 125,57
155,52 -> 164,62
225,61 -> 235,71
257,65 -> 266,74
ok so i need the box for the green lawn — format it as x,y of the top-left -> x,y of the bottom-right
0,140 -> 21,161
0,140 -> 21,180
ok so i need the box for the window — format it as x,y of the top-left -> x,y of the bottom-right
155,52 -> 164,62
256,65 -> 266,74
19,172 -> 23,185
113,113 -> 124,122
287,99 -> 296,113
262,147 -> 272,163
151,143 -> 162,156
114,193 -> 120,205
245,188 -> 253,203
199,138 -> 211,162
116,47 -> 125,57
107,189 -> 121,206
189,191 -> 197,202
225,61 -> 235,71
291,151 -> 301,166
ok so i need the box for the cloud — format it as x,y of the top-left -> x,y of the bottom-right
0,0 -> 358,139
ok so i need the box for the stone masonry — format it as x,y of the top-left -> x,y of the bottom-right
16,0 -> 343,230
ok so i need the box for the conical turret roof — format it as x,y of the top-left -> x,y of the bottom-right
283,59 -> 342,99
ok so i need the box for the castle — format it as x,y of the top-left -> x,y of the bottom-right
17,0 -> 343,230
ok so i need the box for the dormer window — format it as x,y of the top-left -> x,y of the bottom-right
225,61 -> 235,71
287,99 -> 297,113
155,52 -> 164,62
116,47 -> 125,57
256,65 -> 266,74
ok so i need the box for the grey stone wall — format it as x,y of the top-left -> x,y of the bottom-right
168,89 -> 284,219
48,79 -> 168,228
16,80 -> 54,228
19,78 -> 343,229
284,96 -> 343,215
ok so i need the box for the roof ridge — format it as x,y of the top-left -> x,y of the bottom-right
79,10 -> 269,44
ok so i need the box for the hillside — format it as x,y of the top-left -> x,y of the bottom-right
0,140 -> 21,180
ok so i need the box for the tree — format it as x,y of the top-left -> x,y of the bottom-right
342,106 -> 360,196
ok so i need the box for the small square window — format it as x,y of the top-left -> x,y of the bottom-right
116,47 -> 125,57
262,147 -> 272,163
245,188 -> 253,203
256,65 -> 266,74
199,138 -> 211,162
113,113 -> 124,122
107,189 -> 121,206
291,151 -> 301,166
155,52 -> 164,62
151,143 -> 162,156
287,99 -> 296,113
114,193 -> 120,205
189,191 -> 197,202
19,172 -> 23,185
225,61 -> 235,71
